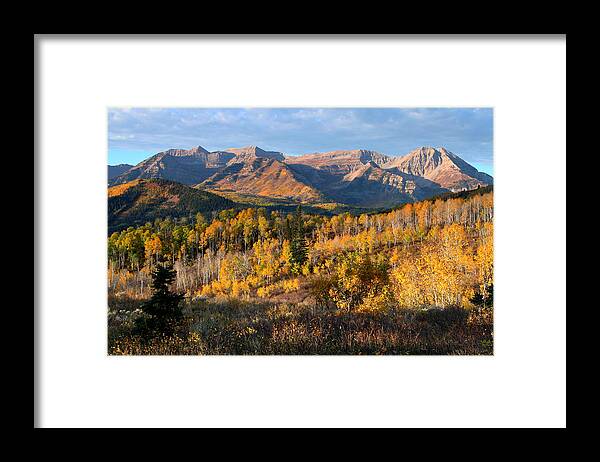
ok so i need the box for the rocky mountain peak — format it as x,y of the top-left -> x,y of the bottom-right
225,145 -> 285,163
162,145 -> 210,157
194,145 -> 210,154
383,146 -> 492,192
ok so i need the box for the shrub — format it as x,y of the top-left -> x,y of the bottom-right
329,251 -> 390,312
308,274 -> 335,309
356,286 -> 394,313
282,278 -> 300,293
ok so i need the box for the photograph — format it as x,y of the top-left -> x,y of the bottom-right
107,108 -> 494,355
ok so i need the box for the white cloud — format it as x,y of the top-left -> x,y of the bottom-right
107,108 -> 493,166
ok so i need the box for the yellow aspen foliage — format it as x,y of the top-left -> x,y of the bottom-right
389,248 -> 402,268
282,278 -> 300,293
390,253 -> 430,307
252,238 -> 282,284
301,261 -> 311,277
280,240 -> 292,275
328,251 -> 389,312
356,286 -> 393,313
475,222 -> 493,291
231,279 -> 251,299
257,284 -> 276,298
391,224 -> 478,309
144,235 -> 162,263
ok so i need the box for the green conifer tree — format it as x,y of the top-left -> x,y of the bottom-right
289,205 -> 308,275
136,263 -> 184,337
470,283 -> 493,309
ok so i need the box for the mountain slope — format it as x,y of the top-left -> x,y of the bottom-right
200,156 -> 324,203
109,146 -> 235,186
108,179 -> 236,233
108,164 -> 134,181
384,147 -> 492,192
323,161 -> 448,207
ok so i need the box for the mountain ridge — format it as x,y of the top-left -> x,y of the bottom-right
108,163 -> 134,180
109,144 -> 492,208
107,178 -> 236,234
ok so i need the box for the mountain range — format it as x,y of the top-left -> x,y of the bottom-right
108,144 -> 492,209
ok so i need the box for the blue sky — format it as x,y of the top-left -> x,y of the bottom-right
108,108 -> 493,175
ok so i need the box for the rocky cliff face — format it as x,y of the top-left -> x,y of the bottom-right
224,146 -> 285,164
285,149 -> 392,175
322,161 -> 447,207
384,147 -> 493,192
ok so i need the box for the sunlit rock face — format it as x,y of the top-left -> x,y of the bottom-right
384,147 -> 493,192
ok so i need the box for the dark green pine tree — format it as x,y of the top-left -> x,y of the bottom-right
136,263 -> 184,337
470,283 -> 494,309
289,205 -> 308,275
484,283 -> 493,307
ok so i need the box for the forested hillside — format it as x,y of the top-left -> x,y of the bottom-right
108,187 -> 493,355
108,179 -> 236,233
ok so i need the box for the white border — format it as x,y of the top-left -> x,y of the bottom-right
36,36 -> 566,428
